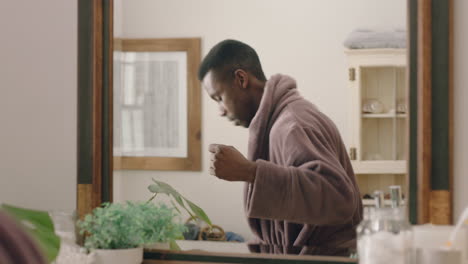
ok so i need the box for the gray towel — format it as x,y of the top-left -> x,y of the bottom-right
344,29 -> 406,49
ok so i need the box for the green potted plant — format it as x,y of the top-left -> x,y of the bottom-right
77,201 -> 185,264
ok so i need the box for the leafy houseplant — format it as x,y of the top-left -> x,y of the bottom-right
77,201 -> 186,250
77,201 -> 186,264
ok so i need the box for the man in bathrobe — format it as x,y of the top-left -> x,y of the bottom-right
199,39 -> 362,256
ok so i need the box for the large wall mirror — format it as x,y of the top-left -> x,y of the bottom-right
77,0 -> 452,263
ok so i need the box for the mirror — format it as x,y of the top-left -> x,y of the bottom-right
77,0 -> 454,262
112,0 -> 407,257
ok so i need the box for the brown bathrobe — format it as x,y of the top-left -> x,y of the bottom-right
244,74 -> 362,256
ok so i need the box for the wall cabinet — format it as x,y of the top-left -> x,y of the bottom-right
345,49 -> 408,206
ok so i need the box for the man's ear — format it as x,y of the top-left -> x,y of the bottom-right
234,69 -> 249,89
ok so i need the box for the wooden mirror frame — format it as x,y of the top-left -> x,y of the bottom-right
412,0 -> 453,225
77,0 -> 453,262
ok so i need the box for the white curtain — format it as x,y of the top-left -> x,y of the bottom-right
113,51 -> 188,157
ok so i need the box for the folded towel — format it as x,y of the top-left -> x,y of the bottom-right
344,29 -> 406,49
225,231 -> 245,242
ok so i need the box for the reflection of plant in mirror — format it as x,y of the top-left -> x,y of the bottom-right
77,201 -> 186,250
1,204 -> 61,263
148,178 -> 212,226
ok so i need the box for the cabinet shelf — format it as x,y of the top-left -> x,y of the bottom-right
351,160 -> 407,174
362,113 -> 407,118
362,199 -> 406,206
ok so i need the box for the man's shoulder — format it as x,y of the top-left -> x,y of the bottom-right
270,99 -> 339,141
269,105 -> 305,141
271,98 -> 318,129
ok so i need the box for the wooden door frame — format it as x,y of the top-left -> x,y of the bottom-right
77,0 -> 454,225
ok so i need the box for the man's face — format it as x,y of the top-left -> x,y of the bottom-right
202,71 -> 252,128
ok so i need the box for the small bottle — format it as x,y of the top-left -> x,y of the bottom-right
373,190 -> 385,208
389,185 -> 402,208
356,206 -> 373,259
357,205 -> 412,264
356,207 -> 371,232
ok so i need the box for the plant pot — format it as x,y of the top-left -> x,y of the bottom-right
93,247 -> 143,264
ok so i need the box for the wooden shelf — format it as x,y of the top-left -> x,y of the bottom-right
362,113 -> 407,118
344,48 -> 407,67
351,160 -> 407,174
362,199 -> 406,206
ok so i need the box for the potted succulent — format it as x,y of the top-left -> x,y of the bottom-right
77,201 -> 186,264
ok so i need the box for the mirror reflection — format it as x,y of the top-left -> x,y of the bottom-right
112,0 -> 407,257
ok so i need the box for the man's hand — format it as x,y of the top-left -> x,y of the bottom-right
209,144 -> 257,183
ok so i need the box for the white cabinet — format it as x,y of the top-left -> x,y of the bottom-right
345,48 -> 408,205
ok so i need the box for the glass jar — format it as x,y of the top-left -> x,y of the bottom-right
362,99 -> 385,114
357,207 -> 412,264
49,210 -> 77,244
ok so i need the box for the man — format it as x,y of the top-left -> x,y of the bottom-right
199,39 -> 362,256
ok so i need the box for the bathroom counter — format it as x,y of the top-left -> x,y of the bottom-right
143,241 -> 356,264
175,240 -> 251,253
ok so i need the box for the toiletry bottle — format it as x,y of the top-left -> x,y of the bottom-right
357,188 -> 413,264
373,190 -> 385,208
389,185 -> 402,208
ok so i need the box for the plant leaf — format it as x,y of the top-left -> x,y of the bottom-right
150,179 -> 182,198
150,179 -> 193,217
1,204 -> 60,262
29,225 -> 61,262
149,179 -> 212,226
147,184 -> 171,196
170,200 -> 182,214
172,194 -> 194,219
1,204 -> 54,231
184,200 -> 212,226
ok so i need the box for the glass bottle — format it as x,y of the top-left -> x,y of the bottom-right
373,190 -> 385,208
357,187 -> 412,264
389,185 -> 402,208
356,207 -> 373,259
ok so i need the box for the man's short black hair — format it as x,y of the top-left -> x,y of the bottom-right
198,39 -> 267,82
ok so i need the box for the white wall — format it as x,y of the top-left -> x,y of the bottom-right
0,1 -> 77,211
113,0 -> 406,240
453,0 -> 468,221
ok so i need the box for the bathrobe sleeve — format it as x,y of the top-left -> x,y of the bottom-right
245,125 -> 359,226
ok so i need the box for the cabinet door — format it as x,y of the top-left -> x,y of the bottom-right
360,66 -> 396,161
